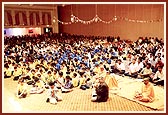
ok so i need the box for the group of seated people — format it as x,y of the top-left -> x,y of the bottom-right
4,33 -> 164,104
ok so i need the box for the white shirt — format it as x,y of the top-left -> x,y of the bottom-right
129,63 -> 138,73
116,63 -> 125,70
154,70 -> 164,80
136,62 -> 144,71
150,59 -> 157,67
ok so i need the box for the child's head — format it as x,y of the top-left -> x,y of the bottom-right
73,73 -> 77,78
59,72 -> 63,77
47,71 -> 52,75
18,78 -> 25,85
66,76 -> 71,81
49,82 -> 55,89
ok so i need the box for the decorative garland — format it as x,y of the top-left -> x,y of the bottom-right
54,14 -> 163,25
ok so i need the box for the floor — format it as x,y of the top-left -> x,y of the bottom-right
2,77 -> 164,113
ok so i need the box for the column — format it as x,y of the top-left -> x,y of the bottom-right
33,12 -> 37,25
45,13 -> 48,25
26,11 -> 30,26
4,11 -> 9,25
11,10 -> 16,25
19,12 -> 23,25
39,11 -> 43,25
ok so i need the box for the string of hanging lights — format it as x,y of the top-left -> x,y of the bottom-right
54,4 -> 163,25
56,14 -> 163,25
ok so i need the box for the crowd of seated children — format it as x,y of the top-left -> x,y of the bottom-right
4,33 -> 164,103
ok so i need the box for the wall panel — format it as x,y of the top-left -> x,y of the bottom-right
58,4 -> 164,41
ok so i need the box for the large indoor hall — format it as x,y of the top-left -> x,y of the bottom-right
2,2 -> 166,113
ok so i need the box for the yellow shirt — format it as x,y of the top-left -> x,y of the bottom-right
79,77 -> 86,86
13,70 -> 21,77
72,77 -> 79,87
141,68 -> 152,75
4,68 -> 12,76
17,83 -> 27,92
18,67 -> 23,75
36,80 -> 45,88
52,73 -> 58,80
70,72 -> 75,78
29,73 -> 36,79
93,67 -> 100,74
46,75 -> 55,83
22,68 -> 27,75
29,63 -> 35,69
41,72 -> 47,82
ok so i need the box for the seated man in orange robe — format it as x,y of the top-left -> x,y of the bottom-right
104,69 -> 118,89
134,77 -> 155,102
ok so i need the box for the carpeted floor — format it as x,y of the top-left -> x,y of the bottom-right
2,77 -> 165,113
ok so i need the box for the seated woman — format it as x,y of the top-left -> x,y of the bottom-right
16,78 -> 28,98
30,77 -> 45,94
46,82 -> 62,104
134,77 -> 155,102
91,77 -> 109,102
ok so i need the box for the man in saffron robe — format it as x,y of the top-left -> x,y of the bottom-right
134,77 -> 155,102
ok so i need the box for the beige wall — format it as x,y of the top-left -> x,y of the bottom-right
58,4 -> 164,41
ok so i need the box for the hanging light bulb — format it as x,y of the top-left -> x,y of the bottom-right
95,15 -> 98,22
114,16 -> 117,21
53,19 -> 56,23
95,17 -> 98,22
71,14 -> 75,23
75,17 -> 78,22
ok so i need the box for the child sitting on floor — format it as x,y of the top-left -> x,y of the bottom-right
61,76 -> 73,93
30,77 -> 45,94
46,82 -> 63,104
16,78 -> 28,98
